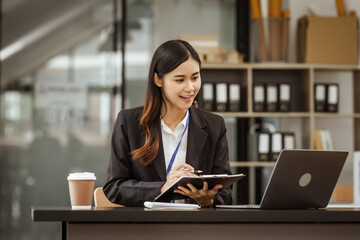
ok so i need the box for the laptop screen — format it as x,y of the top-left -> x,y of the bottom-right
260,149 -> 348,209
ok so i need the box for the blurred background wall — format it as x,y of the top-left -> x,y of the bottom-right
1,0 -> 360,239
0,0 -> 236,239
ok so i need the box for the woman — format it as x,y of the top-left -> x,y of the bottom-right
103,40 -> 232,207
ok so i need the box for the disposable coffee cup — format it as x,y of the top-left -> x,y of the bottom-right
67,172 -> 96,209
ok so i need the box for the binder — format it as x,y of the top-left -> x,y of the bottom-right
229,83 -> 241,112
253,83 -> 265,112
279,83 -> 291,112
258,132 -> 270,161
326,84 -> 339,112
270,132 -> 282,161
154,174 -> 245,202
266,84 -> 278,112
282,132 -> 296,150
215,83 -> 228,112
314,84 -> 326,112
201,83 -> 214,111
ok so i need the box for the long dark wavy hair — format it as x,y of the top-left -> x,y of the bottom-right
131,40 -> 201,166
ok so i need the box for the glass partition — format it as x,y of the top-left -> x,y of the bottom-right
0,0 -> 122,239
0,0 -> 237,238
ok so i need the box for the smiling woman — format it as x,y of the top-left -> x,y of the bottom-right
154,57 -> 201,129
133,40 -> 201,166
103,40 -> 233,207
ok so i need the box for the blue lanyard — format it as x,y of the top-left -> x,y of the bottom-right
166,111 -> 190,176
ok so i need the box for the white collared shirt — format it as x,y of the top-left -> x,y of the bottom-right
161,110 -> 189,174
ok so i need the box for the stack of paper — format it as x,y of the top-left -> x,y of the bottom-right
144,201 -> 200,209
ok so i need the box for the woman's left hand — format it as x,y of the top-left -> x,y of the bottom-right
174,182 -> 223,207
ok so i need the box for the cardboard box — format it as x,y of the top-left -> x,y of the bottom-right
179,34 -> 226,63
297,16 -> 359,65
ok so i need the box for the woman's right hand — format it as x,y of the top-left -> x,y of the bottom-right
160,163 -> 196,193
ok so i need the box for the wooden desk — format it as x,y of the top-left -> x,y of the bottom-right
32,207 -> 360,240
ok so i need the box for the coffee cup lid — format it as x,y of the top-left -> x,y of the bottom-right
67,172 -> 96,180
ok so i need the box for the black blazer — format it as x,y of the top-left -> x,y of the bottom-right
103,106 -> 233,207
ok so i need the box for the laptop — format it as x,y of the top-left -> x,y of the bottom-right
218,149 -> 348,209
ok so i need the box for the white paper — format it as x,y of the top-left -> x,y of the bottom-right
319,129 -> 328,150
260,0 -> 268,18
216,83 -> 227,103
202,83 -> 213,101
324,130 -> 334,150
144,201 -> 200,209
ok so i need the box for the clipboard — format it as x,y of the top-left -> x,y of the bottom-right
154,174 -> 245,202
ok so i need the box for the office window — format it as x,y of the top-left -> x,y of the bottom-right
0,0 -> 122,239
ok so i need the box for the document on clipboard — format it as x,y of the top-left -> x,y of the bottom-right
154,174 -> 245,202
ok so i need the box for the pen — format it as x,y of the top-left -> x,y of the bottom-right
180,168 -> 203,175
189,170 -> 203,175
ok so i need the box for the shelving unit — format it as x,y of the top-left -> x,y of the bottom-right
201,63 -> 360,204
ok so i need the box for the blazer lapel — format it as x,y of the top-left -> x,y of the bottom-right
152,125 -> 167,181
186,107 -> 208,169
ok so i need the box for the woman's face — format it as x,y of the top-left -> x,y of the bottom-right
155,58 -> 201,113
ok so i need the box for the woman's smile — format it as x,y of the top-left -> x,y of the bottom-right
156,57 -> 201,114
180,94 -> 193,102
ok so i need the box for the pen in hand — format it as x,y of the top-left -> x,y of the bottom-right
180,168 -> 203,175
